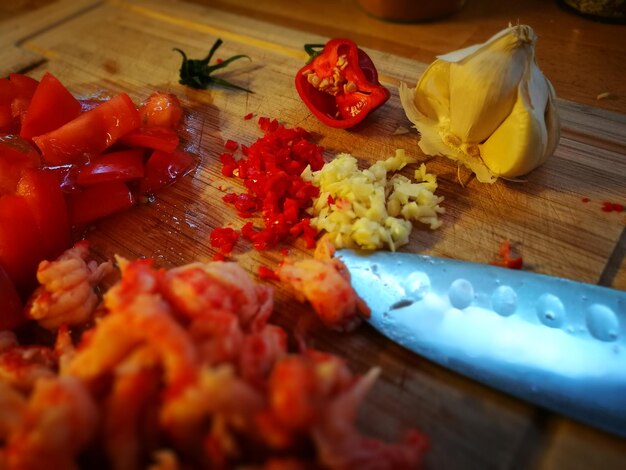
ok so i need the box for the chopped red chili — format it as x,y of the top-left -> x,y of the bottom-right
491,240 -> 523,270
210,226 -> 240,256
257,265 -> 279,281
243,112 -> 254,120
601,201 -> 624,212
213,118 -> 323,251
224,139 -> 238,151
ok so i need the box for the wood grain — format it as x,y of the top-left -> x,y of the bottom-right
1,0 -> 625,468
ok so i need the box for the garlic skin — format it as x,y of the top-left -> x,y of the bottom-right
400,24 -> 560,183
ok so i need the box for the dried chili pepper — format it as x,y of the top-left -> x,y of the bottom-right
295,38 -> 390,129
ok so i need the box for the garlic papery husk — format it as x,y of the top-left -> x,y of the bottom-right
399,24 -> 561,183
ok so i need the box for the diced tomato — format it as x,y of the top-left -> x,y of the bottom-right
0,79 -> 15,132
33,93 -> 140,165
76,149 -> 145,186
16,168 -> 71,261
138,92 -> 183,129
0,74 -> 39,134
0,135 -> 41,195
139,149 -> 195,194
67,181 -> 136,226
8,73 -> 39,127
0,194 -> 45,293
0,264 -> 24,330
20,72 -> 82,139
119,126 -> 179,153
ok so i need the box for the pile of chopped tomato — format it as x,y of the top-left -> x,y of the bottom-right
212,117 -> 323,257
0,72 -> 195,326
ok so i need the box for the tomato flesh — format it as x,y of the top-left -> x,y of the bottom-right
140,149 -> 195,194
67,181 -> 136,226
0,74 -> 39,134
76,149 -> 145,185
16,168 -> 72,261
138,92 -> 183,129
33,93 -> 140,165
0,194 -> 45,293
119,126 -> 179,153
0,264 -> 24,330
0,135 -> 41,196
20,72 -> 82,139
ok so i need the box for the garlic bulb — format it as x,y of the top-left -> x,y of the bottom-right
399,24 -> 560,183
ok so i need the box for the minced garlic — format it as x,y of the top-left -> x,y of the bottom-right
301,149 -> 444,251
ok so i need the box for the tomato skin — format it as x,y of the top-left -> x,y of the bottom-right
119,126 -> 179,153
16,168 -> 72,261
20,72 -> 82,139
138,92 -> 183,129
0,135 -> 41,196
76,149 -> 145,185
0,264 -> 24,330
67,181 -> 136,226
0,194 -> 45,293
33,93 -> 141,165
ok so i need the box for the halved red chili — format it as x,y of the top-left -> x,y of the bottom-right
295,38 -> 390,129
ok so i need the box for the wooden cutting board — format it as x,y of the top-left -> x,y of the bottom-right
2,0 -> 626,468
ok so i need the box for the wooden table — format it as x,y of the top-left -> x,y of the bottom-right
2,1 -> 625,468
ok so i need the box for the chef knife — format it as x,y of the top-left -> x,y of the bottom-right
335,249 -> 626,438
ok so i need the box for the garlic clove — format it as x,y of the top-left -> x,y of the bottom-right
479,59 -> 553,177
413,59 -> 451,121
399,81 -> 497,183
446,25 -> 537,145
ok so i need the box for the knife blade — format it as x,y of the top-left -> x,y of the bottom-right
335,249 -> 626,437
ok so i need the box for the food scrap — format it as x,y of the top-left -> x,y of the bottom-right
491,240 -> 523,270
0,72 -> 195,300
302,149 -> 444,251
214,117 -> 323,252
277,240 -> 370,332
400,24 -> 560,182
601,201 -> 624,213
174,38 -> 253,92
295,39 -> 390,128
0,245 -> 429,469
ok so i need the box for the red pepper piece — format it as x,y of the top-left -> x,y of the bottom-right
67,181 -> 136,226
257,265 -> 279,281
19,72 -> 82,139
295,38 -> 390,129
491,240 -> 523,270
210,227 -> 240,255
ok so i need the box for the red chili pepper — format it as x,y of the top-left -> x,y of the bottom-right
295,39 -> 390,129
491,240 -> 523,270
257,265 -> 279,281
